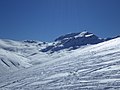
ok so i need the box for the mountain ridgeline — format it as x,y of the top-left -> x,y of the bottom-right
41,31 -> 119,52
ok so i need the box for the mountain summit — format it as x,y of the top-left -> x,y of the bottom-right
41,31 -> 104,52
55,31 -> 97,41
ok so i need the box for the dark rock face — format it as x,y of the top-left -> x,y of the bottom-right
57,32 -> 102,47
55,33 -> 79,41
23,40 -> 38,43
41,31 -> 106,52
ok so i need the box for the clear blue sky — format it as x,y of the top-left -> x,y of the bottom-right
0,0 -> 120,41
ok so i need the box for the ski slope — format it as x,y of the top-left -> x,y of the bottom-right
0,37 -> 120,90
0,39 -> 50,75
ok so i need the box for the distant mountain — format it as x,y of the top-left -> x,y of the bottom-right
41,31 -> 105,52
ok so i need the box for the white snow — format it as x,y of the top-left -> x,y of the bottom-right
29,80 -> 54,85
0,37 -> 120,89
45,72 -> 69,79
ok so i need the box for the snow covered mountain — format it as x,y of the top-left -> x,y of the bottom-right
0,31 -> 120,90
41,31 -> 106,52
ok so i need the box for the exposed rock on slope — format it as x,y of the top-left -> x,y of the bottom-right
41,31 -> 104,52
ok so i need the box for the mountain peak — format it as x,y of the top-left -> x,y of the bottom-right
74,31 -> 94,38
55,31 -> 94,41
41,31 -> 103,52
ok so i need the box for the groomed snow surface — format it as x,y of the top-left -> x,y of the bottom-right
0,38 -> 120,90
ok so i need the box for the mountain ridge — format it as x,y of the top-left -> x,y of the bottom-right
41,31 -> 119,52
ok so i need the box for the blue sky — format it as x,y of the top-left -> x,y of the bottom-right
0,0 -> 120,41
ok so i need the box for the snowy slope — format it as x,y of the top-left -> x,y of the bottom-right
0,48 -> 31,75
0,39 -> 47,56
0,39 -> 50,75
0,37 -> 120,90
